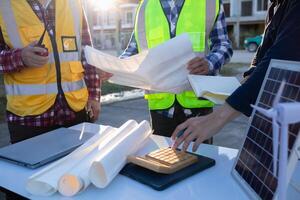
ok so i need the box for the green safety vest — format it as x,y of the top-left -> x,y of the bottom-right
134,0 -> 219,110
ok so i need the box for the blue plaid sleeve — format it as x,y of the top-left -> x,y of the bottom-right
206,3 -> 233,74
120,32 -> 138,58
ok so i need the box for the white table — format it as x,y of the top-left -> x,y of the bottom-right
0,124 -> 250,200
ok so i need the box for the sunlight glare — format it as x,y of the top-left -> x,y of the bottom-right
92,0 -> 116,11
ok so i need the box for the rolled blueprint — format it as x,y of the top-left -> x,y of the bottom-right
57,120 -> 139,196
26,124 -> 116,196
89,120 -> 152,188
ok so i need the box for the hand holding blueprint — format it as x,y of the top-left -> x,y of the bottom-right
85,34 -> 196,93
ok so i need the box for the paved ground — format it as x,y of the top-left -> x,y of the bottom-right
0,98 -> 249,149
0,123 -> 9,148
230,50 -> 255,64
98,98 -> 249,149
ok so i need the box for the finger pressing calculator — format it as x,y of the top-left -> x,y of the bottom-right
128,148 -> 198,174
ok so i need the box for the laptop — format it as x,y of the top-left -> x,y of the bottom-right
0,128 -> 94,169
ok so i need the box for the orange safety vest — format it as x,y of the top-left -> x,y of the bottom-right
0,0 -> 88,116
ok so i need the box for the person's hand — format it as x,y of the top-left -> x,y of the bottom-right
96,69 -> 113,82
86,99 -> 101,122
171,115 -> 219,152
21,41 -> 49,67
171,103 -> 241,152
187,57 -> 210,75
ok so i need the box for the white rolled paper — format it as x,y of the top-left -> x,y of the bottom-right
26,125 -> 114,196
57,120 -> 139,196
89,120 -> 152,188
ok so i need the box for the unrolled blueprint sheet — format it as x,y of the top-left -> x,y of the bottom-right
85,34 -> 196,93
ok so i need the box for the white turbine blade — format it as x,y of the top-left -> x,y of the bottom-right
272,117 -> 279,175
251,105 -> 274,118
273,80 -> 286,107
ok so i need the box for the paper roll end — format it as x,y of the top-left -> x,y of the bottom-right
58,174 -> 83,197
89,162 -> 108,188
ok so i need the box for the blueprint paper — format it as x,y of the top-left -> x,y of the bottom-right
85,34 -> 195,93
188,75 -> 241,104
25,120 -> 151,197
57,120 -> 138,197
26,125 -> 114,196
89,120 -> 152,188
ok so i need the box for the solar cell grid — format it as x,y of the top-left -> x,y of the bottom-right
233,60 -> 300,200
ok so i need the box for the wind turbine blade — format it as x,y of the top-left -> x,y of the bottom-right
273,80 -> 286,107
251,105 -> 273,118
272,118 -> 279,175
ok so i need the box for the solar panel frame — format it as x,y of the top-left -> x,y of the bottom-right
231,59 -> 300,200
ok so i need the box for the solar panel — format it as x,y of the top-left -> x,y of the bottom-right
232,59 -> 300,200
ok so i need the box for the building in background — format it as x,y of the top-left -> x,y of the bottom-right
224,0 -> 269,48
87,0 -> 269,50
90,0 -> 139,50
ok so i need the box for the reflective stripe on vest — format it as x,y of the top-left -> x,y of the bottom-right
0,0 -> 23,48
135,0 -> 219,110
5,79 -> 86,96
205,0 -> 219,53
68,0 -> 82,60
49,52 -> 80,63
134,0 -> 148,52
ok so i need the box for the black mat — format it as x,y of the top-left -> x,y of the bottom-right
120,153 -> 216,191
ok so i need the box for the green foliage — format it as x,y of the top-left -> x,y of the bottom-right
101,82 -> 134,95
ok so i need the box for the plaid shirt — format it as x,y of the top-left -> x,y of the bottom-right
0,0 -> 101,127
121,0 -> 233,118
